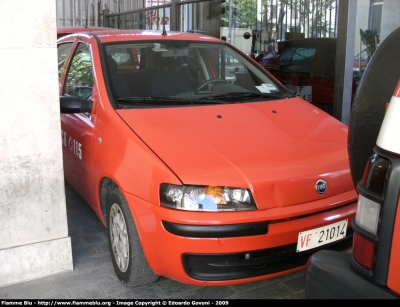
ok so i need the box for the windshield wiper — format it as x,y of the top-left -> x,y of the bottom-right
117,96 -> 229,106
116,96 -> 194,105
115,92 -> 294,107
195,92 -> 293,102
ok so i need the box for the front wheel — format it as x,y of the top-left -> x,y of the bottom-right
107,188 -> 159,286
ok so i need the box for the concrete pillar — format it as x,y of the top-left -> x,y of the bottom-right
0,0 -> 72,286
332,0 -> 357,125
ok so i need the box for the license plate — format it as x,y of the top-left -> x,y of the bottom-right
297,219 -> 348,252
296,86 -> 312,102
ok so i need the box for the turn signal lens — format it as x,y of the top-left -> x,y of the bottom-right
352,233 -> 376,270
355,194 -> 381,235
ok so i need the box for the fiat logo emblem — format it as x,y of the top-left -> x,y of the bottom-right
315,179 -> 327,194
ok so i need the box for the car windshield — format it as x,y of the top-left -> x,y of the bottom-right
103,40 -> 289,108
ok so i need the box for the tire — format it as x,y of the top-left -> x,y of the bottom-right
106,188 -> 159,286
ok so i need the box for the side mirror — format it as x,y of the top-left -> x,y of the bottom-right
60,96 -> 93,113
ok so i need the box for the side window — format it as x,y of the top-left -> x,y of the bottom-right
57,42 -> 73,81
63,43 -> 93,99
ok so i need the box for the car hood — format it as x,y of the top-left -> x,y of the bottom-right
116,97 -> 353,209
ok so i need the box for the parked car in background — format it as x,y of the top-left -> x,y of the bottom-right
256,38 -> 359,115
57,29 -> 357,287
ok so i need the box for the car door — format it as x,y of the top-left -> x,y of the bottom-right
59,41 -> 95,205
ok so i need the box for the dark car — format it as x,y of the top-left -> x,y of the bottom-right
256,38 -> 358,115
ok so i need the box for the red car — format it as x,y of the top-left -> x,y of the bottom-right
256,38 -> 358,114
57,29 -> 357,287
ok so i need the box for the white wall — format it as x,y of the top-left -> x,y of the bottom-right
355,0 -> 370,56
381,0 -> 400,42
0,0 -> 72,286
356,0 -> 400,55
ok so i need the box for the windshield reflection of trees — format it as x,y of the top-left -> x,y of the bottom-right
66,51 -> 93,99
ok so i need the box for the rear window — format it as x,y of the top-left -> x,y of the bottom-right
280,47 -> 317,77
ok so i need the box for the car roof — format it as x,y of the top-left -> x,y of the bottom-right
57,29 -> 224,44
57,26 -> 111,33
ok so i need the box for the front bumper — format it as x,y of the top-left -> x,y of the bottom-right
183,236 -> 352,281
125,190 -> 357,285
304,250 -> 399,299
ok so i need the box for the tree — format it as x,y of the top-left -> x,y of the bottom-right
274,0 -> 337,37
360,29 -> 380,58
221,0 -> 258,28
224,0 -> 338,40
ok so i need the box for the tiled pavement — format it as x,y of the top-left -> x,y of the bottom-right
0,181 -> 306,300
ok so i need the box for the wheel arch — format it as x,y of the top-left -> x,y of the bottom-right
99,177 -> 119,227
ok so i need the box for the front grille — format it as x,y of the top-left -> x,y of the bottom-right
183,228 -> 353,281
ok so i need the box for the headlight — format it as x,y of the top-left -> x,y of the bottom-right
160,184 -> 257,212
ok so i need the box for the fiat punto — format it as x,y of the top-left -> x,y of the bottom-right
57,29 -> 357,287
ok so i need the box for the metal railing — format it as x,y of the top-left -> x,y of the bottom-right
56,0 -> 338,54
103,3 -> 172,30
56,0 -> 146,27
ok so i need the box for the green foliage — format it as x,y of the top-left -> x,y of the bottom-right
222,0 -> 338,36
360,29 -> 380,58
66,53 -> 94,91
221,0 -> 258,28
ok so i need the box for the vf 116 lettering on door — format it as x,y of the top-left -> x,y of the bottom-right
62,129 -> 82,160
